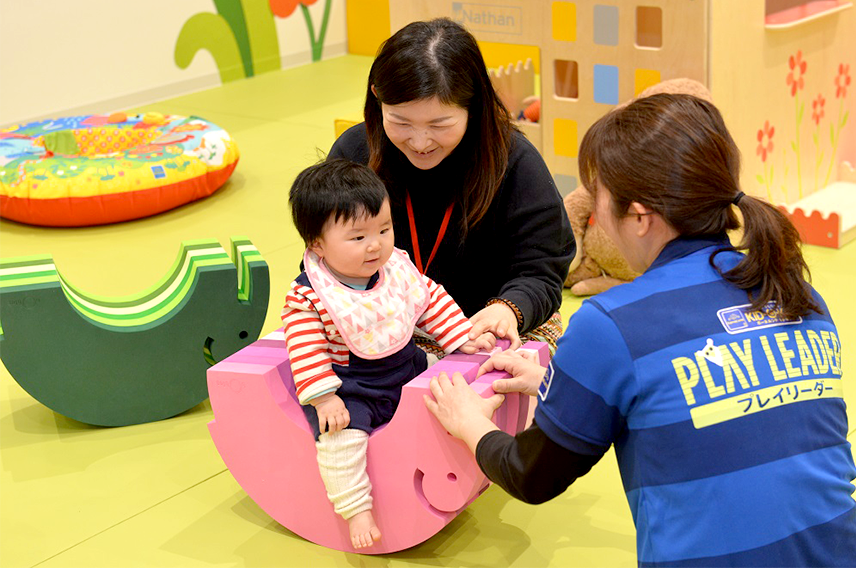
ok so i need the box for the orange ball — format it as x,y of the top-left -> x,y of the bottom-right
523,99 -> 541,122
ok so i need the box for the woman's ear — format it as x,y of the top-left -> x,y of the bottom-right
628,202 -> 648,216
370,84 -> 378,98
629,202 -> 654,237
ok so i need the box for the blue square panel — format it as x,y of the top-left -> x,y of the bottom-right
593,64 -> 619,105
594,5 -> 619,46
554,174 -> 578,197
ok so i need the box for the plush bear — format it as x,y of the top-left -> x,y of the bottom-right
564,78 -> 714,296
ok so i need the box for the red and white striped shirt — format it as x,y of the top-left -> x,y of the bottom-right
282,273 -> 472,404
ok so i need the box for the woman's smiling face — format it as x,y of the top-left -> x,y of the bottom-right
380,96 -> 468,170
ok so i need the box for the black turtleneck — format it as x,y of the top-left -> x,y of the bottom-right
328,124 -> 573,333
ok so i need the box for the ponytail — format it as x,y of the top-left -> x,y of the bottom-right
580,93 -> 822,320
714,195 -> 821,319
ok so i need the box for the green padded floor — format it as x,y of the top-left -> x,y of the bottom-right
1,54 -> 853,568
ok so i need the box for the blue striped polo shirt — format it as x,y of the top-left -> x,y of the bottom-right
535,236 -> 856,566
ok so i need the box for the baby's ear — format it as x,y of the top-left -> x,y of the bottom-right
309,240 -> 323,255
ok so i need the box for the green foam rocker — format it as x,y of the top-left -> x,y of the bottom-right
0,237 -> 269,426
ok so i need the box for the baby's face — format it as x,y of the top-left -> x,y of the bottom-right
311,200 -> 394,281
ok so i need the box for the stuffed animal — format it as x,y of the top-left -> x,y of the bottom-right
564,78 -> 714,296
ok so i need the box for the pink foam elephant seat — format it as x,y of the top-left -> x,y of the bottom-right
207,329 -> 549,554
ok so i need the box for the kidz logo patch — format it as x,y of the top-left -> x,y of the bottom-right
538,362 -> 555,401
150,165 -> 166,179
717,302 -> 802,335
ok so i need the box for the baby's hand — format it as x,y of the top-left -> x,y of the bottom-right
457,332 -> 496,354
311,393 -> 350,434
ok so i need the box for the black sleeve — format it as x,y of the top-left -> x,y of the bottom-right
328,123 -> 370,164
496,134 -> 574,332
475,419 -> 604,504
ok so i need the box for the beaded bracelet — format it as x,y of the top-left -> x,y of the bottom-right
486,297 -> 524,331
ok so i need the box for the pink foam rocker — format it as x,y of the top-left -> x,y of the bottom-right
207,329 -> 549,554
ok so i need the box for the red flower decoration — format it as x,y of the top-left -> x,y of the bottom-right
835,63 -> 851,99
786,50 -> 807,97
811,94 -> 825,125
756,120 -> 775,162
269,0 -> 318,18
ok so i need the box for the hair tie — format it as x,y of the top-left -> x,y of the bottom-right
732,191 -> 745,206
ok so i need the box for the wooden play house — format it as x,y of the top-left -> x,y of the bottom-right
382,0 -> 855,247
390,0 -> 706,196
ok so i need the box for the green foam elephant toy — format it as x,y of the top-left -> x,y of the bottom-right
0,237 -> 269,426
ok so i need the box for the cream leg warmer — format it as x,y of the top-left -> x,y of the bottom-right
315,428 -> 372,520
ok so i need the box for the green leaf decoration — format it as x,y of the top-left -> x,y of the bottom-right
175,12 -> 246,82
242,0 -> 281,75
214,0 -> 254,77
300,0 -> 333,62
843,111 -> 849,127
791,141 -> 798,152
813,131 -> 818,145
756,174 -> 765,184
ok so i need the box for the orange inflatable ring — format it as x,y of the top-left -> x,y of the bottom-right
0,112 -> 239,227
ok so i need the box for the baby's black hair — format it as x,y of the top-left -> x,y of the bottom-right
289,158 -> 389,245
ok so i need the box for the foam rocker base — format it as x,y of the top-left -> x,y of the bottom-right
0,237 -> 268,426
207,331 -> 549,554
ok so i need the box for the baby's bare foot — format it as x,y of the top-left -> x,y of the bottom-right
348,510 -> 382,549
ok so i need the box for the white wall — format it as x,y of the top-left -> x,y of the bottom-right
0,0 -> 346,127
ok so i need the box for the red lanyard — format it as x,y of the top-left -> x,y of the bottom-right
405,192 -> 454,275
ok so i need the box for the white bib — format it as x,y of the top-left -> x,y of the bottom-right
304,248 -> 430,359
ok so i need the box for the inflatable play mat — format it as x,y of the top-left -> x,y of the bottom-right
0,112 -> 239,226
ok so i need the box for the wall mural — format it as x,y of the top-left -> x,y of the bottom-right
756,53 -> 851,203
175,0 -> 333,82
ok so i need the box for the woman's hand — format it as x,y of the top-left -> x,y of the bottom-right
424,372 -> 504,453
311,393 -> 350,434
468,303 -> 521,349
477,349 -> 548,397
457,332 -> 496,354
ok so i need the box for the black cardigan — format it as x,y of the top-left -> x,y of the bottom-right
328,124 -> 574,333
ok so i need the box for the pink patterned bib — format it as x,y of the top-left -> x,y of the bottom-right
304,248 -> 430,359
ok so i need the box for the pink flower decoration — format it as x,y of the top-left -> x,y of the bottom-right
269,0 -> 318,18
786,50 -> 807,97
811,94 -> 825,125
756,121 -> 775,162
835,63 -> 851,99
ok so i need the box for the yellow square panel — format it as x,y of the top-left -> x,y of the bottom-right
334,117 -> 361,139
635,68 -> 662,96
554,118 -> 578,157
552,2 -> 577,42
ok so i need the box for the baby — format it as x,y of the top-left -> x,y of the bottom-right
282,159 -> 492,548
